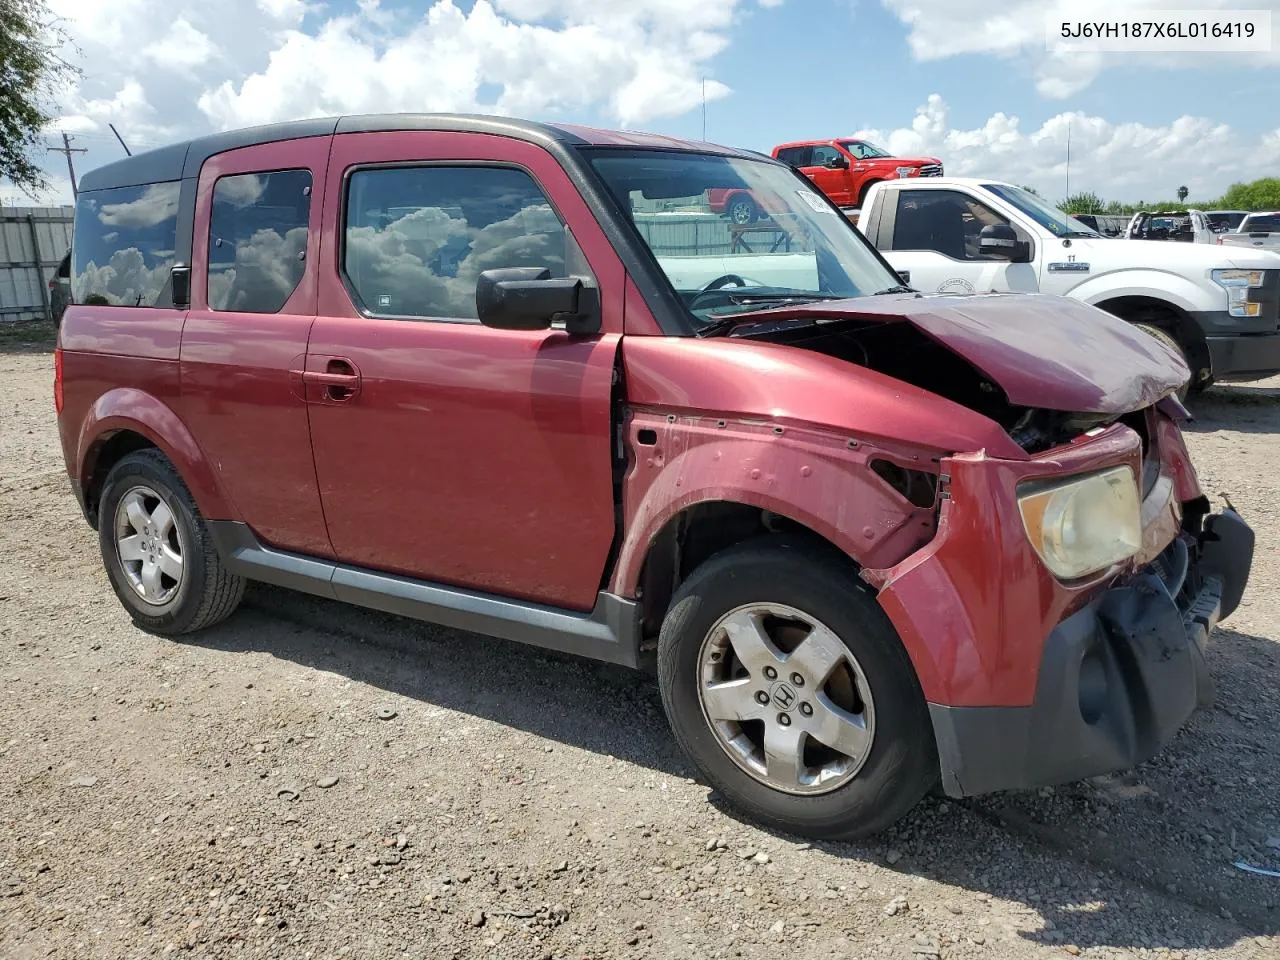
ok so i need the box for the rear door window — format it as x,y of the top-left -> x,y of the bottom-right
207,169 -> 313,313
72,182 -> 180,306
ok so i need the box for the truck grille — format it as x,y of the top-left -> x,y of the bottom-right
919,164 -> 943,177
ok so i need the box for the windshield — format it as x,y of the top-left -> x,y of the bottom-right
1242,214 -> 1280,232
982,183 -> 1100,238
585,149 -> 904,325
840,140 -> 890,159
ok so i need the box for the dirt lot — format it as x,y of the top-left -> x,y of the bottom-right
1,325 -> 1278,960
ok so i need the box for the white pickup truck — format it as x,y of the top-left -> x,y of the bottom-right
1215,212 -> 1280,253
856,178 -> 1280,391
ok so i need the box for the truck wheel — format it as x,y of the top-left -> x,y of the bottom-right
857,181 -> 881,209
98,449 -> 245,636
657,538 -> 937,840
1133,322 -> 1191,402
727,194 -> 759,225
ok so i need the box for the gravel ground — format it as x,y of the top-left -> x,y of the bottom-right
1,334 -> 1278,960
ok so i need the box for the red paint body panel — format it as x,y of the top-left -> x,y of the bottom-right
620,334 -> 1027,459
177,137 -> 332,556
733,294 -> 1188,415
306,131 -> 626,609
610,411 -> 938,597
306,318 -> 620,609
871,419 -> 1198,707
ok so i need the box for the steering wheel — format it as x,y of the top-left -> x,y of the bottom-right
701,274 -> 747,292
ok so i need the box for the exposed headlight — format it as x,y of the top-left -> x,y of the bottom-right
895,166 -> 916,177
1017,466 -> 1141,580
1212,268 -> 1266,318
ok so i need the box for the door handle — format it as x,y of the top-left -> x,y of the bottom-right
297,357 -> 361,402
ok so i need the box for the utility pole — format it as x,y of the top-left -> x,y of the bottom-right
701,77 -> 707,141
47,132 -> 88,199
1065,120 -> 1072,199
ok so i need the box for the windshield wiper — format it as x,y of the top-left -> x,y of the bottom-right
1061,229 -> 1099,238
694,294 -> 843,337
871,284 -> 914,295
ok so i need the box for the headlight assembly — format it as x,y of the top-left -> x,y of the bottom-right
1211,268 -> 1266,318
1017,466 -> 1142,580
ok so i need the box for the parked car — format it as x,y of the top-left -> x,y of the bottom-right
772,138 -> 942,212
1070,213 -> 1128,237
1126,209 -> 1214,244
1206,210 -> 1250,234
57,115 -> 1252,840
1215,211 -> 1280,252
855,178 -> 1280,394
49,250 -> 71,325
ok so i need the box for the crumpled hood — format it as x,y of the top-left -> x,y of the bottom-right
741,292 -> 1188,415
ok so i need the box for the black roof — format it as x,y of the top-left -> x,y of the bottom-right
75,113 -> 757,193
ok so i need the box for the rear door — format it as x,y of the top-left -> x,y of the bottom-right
178,137 -> 332,556
306,131 -> 624,611
875,188 -> 1038,295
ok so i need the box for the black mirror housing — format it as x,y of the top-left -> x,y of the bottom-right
978,224 -> 1031,263
827,155 -> 849,170
170,264 -> 191,308
476,267 -> 601,334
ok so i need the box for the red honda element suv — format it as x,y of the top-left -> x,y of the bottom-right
56,114 -> 1252,840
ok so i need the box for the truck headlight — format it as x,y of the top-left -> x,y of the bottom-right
1212,268 -> 1266,318
1017,466 -> 1141,580
895,166 -> 916,178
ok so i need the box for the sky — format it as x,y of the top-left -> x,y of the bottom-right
7,0 -> 1280,207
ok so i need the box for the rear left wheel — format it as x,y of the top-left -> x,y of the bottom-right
657,538 -> 937,840
98,450 -> 245,635
727,194 -> 759,225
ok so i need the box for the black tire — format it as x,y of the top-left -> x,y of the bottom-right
727,194 -> 759,225
98,449 -> 245,635
857,180 -> 881,209
657,538 -> 938,840
1133,322 -> 1191,403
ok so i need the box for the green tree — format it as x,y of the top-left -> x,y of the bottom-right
1060,191 -> 1105,214
1219,178 -> 1280,211
1177,185 -> 1188,203
1104,199 -> 1127,215
0,0 -> 78,195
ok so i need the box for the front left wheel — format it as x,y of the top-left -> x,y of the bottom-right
657,538 -> 938,840
98,449 -> 245,635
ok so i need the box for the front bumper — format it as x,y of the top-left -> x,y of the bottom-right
1205,332 -> 1280,382
930,507 -> 1253,797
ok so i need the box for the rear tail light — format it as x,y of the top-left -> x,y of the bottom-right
54,347 -> 64,414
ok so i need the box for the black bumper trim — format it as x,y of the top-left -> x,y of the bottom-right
930,510 -> 1253,798
1204,331 -> 1280,381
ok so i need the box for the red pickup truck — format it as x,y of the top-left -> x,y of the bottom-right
773,138 -> 943,210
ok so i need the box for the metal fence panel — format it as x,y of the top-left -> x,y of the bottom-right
0,205 -> 73,322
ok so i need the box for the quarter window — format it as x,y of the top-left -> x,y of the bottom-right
208,169 -> 312,313
72,181 -> 180,307
891,189 -> 1012,261
343,165 -> 569,321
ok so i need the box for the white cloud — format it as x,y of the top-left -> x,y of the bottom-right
853,95 -> 1279,201
197,0 -> 761,129
144,18 -> 219,72
879,0 -> 1280,98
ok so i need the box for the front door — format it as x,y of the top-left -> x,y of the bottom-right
805,145 -> 854,207
178,137 -> 332,556
875,188 -> 1038,296
306,131 -> 624,611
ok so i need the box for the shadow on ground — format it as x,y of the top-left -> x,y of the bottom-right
182,583 -> 1279,954
1187,384 -> 1280,436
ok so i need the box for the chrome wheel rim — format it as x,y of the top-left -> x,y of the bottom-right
114,485 -> 185,606
696,602 -> 876,795
730,201 -> 753,224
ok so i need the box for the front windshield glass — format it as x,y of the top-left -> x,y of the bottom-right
983,183 -> 1100,238
585,150 -> 902,325
840,140 -> 890,159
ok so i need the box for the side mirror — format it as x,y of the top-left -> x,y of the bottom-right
896,269 -> 911,285
476,267 -> 600,334
826,155 -> 849,170
979,223 -> 1031,263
